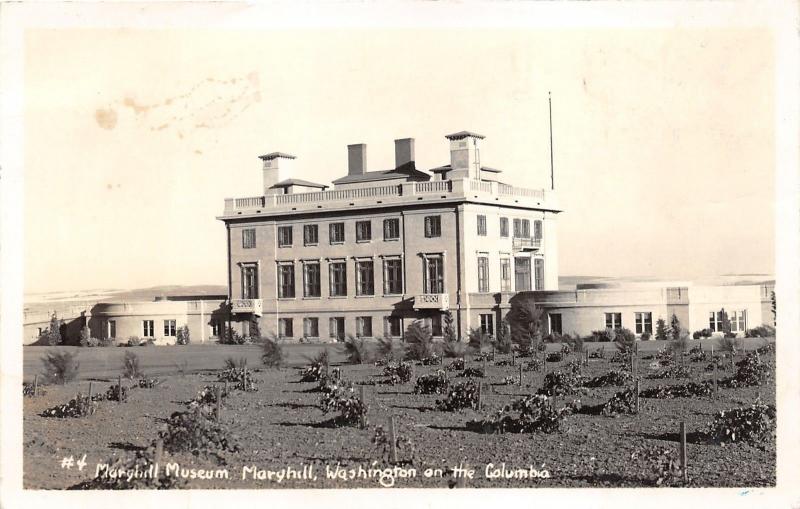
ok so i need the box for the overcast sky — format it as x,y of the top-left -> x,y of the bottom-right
22,25 -> 774,293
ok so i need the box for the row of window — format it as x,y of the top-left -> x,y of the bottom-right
241,215 -> 544,249
131,319 -> 177,338
545,310 -> 750,336
478,256 -> 544,292
277,315 -> 413,339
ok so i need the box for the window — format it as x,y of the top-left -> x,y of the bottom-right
142,320 -> 154,337
242,228 -> 256,249
514,257 -> 531,291
731,310 -> 747,332
277,262 -> 295,298
329,261 -> 347,297
356,317 -> 373,338
329,317 -> 345,341
210,320 -> 221,338
635,312 -> 653,334
423,255 -> 444,293
605,313 -> 623,330
477,215 -> 487,236
303,224 -> 319,246
278,226 -> 293,247
500,217 -> 509,238
513,218 -> 530,238
303,317 -> 319,338
384,258 -> 403,295
534,258 -> 544,290
329,222 -> 345,244
549,313 -> 563,335
709,311 -> 723,332
303,262 -> 321,297
383,218 -> 400,241
278,318 -> 294,338
424,216 -> 441,238
356,260 -> 375,296
480,313 -> 494,336
356,220 -> 372,242
107,320 -> 116,339
241,264 -> 259,299
477,256 -> 489,292
430,314 -> 443,337
534,220 -> 543,240
500,258 -> 512,291
385,316 -> 402,338
164,319 -> 176,337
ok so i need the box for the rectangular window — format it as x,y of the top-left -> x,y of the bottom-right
605,312 -> 623,330
164,319 -> 176,337
356,317 -> 373,338
278,318 -> 293,339
424,255 -> 445,294
430,314 -> 443,337
356,220 -> 372,242
278,226 -> 293,247
303,224 -> 319,246
480,313 -> 494,336
329,317 -> 345,341
277,263 -> 295,298
242,265 -> 259,299
142,320 -> 154,338
329,261 -> 347,297
477,215 -> 487,236
385,316 -> 402,338
242,228 -> 256,249
534,258 -> 544,290
549,313 -> 563,335
383,218 -> 400,241
424,216 -> 441,238
730,310 -> 747,332
107,320 -> 116,339
500,217 -> 509,238
477,256 -> 489,292
329,222 -> 345,244
210,320 -> 221,338
513,218 -> 530,238
356,260 -> 375,296
514,257 -> 531,291
303,317 -> 319,338
709,311 -> 724,332
534,220 -> 543,240
303,262 -> 321,297
500,258 -> 512,291
635,312 -> 653,334
384,258 -> 403,295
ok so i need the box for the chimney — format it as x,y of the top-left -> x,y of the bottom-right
259,152 -> 296,196
348,144 -> 367,176
445,131 -> 485,180
394,138 -> 415,169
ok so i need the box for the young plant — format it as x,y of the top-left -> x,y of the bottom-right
404,321 -> 434,361
655,319 -> 669,341
261,336 -> 284,368
176,325 -> 191,345
669,314 -> 682,341
413,370 -> 449,395
344,334 -> 371,364
41,351 -> 79,385
376,336 -> 406,363
39,313 -> 63,346
122,351 -> 144,380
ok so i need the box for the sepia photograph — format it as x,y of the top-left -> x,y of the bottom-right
1,0 -> 798,505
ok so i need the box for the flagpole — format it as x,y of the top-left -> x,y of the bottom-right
549,91 -> 554,190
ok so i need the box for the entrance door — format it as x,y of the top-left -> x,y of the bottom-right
514,257 -> 531,291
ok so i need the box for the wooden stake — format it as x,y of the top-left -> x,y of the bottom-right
88,382 -> 93,401
224,380 -> 229,396
518,364 -> 523,386
243,366 -> 248,389
359,386 -> 366,429
33,374 -> 39,397
712,358 -> 718,395
155,438 -> 163,466
511,349 -> 516,366
389,416 -> 398,464
215,386 -> 221,423
477,382 -> 483,410
117,376 -> 122,403
635,380 -> 640,414
680,421 -> 688,484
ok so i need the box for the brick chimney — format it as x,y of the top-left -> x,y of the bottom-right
259,152 -> 296,196
348,144 -> 367,176
394,138 -> 415,169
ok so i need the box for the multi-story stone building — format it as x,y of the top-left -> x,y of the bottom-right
218,132 -> 561,341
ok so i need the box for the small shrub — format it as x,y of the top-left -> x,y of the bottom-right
469,394 -> 574,434
418,352 -> 441,366
224,356 -> 248,371
495,320 -> 513,354
41,394 -> 96,418
524,358 -> 544,372
583,389 -> 637,416
376,336 -> 406,362
702,399 -> 776,446
613,328 -> 636,351
546,352 -> 563,363
159,405 -> 240,457
405,321 -> 434,361
137,378 -> 161,388
40,314 -> 63,346
539,370 -> 584,396
667,336 -> 689,356
655,319 -> 669,341
122,351 -> 144,380
413,370 -> 449,395
640,381 -> 713,399
590,329 -> 616,343
344,335 -> 371,365
446,357 -> 465,371
127,336 -> 142,347
693,328 -> 713,340
300,362 -> 326,382
584,369 -> 632,388
383,361 -> 414,385
460,367 -> 485,378
220,326 -> 246,345
310,349 -> 330,371
442,340 -> 468,359
718,337 -> 740,354
467,327 -> 493,353
41,351 -> 79,385
746,325 -> 775,338
23,382 -> 46,397
436,380 -> 479,411
721,352 -> 771,388
176,325 -> 191,345
756,342 -> 775,355
640,331 -> 652,341
105,384 -> 129,402
589,346 -> 606,359
648,365 -> 691,379
261,337 -> 284,368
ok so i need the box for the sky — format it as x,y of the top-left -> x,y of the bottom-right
22,25 -> 775,294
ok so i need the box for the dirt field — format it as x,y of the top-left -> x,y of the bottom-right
23,339 -> 776,489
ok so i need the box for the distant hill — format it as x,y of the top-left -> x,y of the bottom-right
107,285 -> 228,301
24,284 -> 227,312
